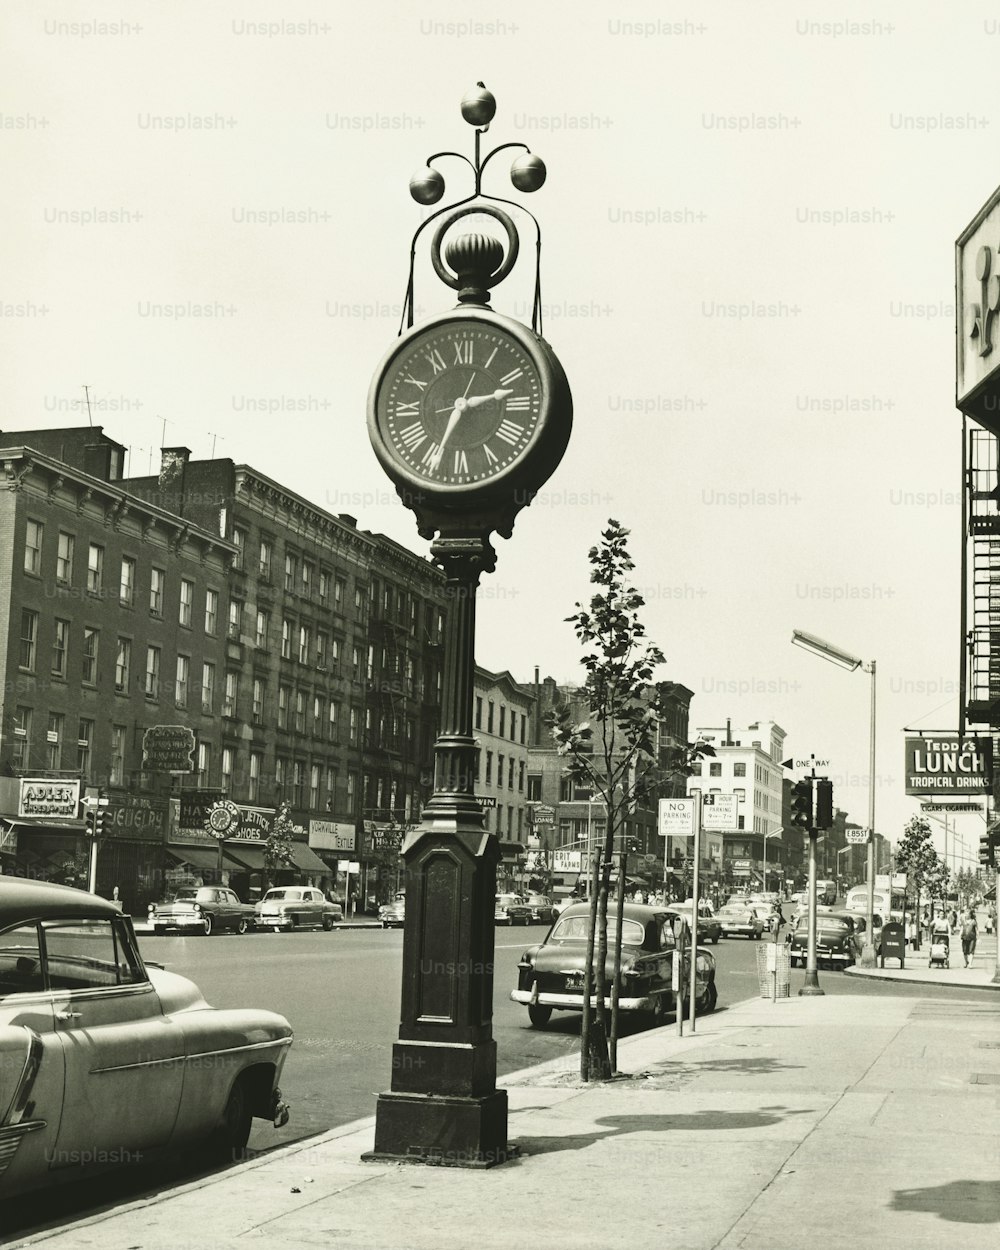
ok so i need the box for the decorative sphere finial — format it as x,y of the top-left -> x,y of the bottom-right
510,152 -> 546,192
461,82 -> 496,127
409,165 -> 446,205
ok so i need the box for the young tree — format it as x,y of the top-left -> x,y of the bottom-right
263,802 -> 296,892
550,520 -> 709,1081
894,816 -> 944,919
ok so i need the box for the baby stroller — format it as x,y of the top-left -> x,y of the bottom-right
928,932 -> 950,969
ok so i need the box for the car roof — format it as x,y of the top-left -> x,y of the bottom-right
557,902 -> 670,921
0,874 -> 121,928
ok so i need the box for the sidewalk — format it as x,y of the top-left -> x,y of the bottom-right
846,932 -> 1000,990
11,984 -> 1000,1250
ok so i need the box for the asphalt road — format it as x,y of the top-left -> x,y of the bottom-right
3,923 -> 994,1238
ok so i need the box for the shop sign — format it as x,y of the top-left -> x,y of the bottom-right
366,825 -> 403,854
104,794 -> 168,842
310,819 -> 356,852
178,789 -> 226,831
142,725 -> 196,773
904,736 -> 992,794
554,849 -> 582,873
19,779 -> 80,818
957,184 -> 1000,420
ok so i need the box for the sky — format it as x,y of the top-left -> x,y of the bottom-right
3,1 -> 997,867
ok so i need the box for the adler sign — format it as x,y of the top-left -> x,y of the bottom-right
904,736 -> 992,795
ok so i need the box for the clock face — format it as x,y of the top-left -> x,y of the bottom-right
376,320 -> 544,487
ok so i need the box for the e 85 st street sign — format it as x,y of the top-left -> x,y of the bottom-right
904,736 -> 992,795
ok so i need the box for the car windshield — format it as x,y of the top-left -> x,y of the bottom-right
173,889 -> 200,901
265,890 -> 290,900
797,916 -> 851,933
718,905 -> 745,916
551,916 -> 645,944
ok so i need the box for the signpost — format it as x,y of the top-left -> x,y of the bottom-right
904,736 -> 992,795
845,828 -> 868,845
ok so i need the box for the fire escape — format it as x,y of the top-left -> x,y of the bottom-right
965,427 -> 1000,731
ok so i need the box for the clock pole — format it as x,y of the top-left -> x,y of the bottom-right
364,86 -> 567,1169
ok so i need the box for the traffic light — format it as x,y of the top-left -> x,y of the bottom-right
791,778 -> 813,830
814,778 -> 833,830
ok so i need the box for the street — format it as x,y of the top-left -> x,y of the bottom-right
4,923 -> 996,1239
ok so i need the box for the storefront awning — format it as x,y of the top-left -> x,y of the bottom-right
285,843 -> 330,874
166,843 -> 227,873
223,844 -> 268,872
2,817 -> 87,834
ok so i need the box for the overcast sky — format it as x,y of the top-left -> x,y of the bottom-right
4,1 -> 997,867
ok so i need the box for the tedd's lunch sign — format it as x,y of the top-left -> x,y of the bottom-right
904,736 -> 992,795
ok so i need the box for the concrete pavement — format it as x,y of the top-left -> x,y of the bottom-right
10,978 -> 1000,1250
846,931 -> 1000,991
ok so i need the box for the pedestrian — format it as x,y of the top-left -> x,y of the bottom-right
949,907 -> 959,934
960,910 -> 978,968
986,906 -> 996,936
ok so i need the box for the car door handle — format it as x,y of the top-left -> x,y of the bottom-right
56,1009 -> 82,1022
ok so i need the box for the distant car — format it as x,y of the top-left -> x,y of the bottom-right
255,887 -> 342,932
149,886 -> 256,936
378,895 -> 405,929
665,903 -> 722,944
788,910 -> 861,969
511,902 -> 717,1028
523,893 -> 559,924
716,902 -> 765,939
495,893 -> 532,926
0,876 -> 292,1198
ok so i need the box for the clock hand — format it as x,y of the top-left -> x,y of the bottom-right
465,388 -> 514,408
428,398 -> 467,471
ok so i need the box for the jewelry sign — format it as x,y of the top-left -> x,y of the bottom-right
904,736 -> 992,795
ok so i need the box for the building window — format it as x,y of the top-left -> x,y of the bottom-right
51,618 -> 69,677
519,761 -> 525,792
255,609 -> 269,649
249,751 -> 262,802
318,570 -> 329,602
46,711 -> 64,771
527,773 -> 542,802
284,552 -> 297,592
77,717 -> 93,777
82,627 -> 98,684
521,717 -> 526,746
329,701 -> 339,741
278,686 -> 289,730
485,751 -> 493,784
223,671 -> 238,718
111,725 -> 126,786
709,762 -> 722,777
191,661 -> 210,716
145,645 -> 160,699
733,762 -> 747,777
366,644 -> 374,681
275,757 -> 285,792
56,531 -> 74,583
24,519 -> 43,575
179,579 -> 193,627
295,690 -> 306,733
221,747 -> 234,792
335,576 -> 345,606
87,543 -> 103,594
346,771 -> 357,813
354,585 -> 364,611
281,619 -> 293,660
475,696 -> 483,729
310,764 -> 320,810
232,527 -> 246,570
150,567 -> 164,616
487,701 -> 495,734
349,707 -> 359,744
119,556 -> 136,606
316,631 -> 328,667
351,645 -> 361,680
114,638 -> 131,692
175,655 -> 190,708
198,741 -> 211,784
312,694 -> 323,734
298,625 -> 310,664
228,598 -> 243,640
301,561 -> 313,597
252,677 -> 264,724
499,706 -> 506,737
326,765 -> 337,808
508,757 -> 515,789
259,539 -> 272,580
205,588 -> 219,635
11,707 -> 32,769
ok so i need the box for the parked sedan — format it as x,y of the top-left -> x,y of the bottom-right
523,893 -> 559,924
378,895 -> 405,929
495,893 -> 532,925
255,887 -> 343,932
511,902 -> 717,1028
788,910 -> 861,969
0,876 -> 292,1198
716,902 -> 765,939
149,886 -> 257,936
665,903 -> 722,944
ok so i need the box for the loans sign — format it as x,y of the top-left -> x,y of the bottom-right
904,736 -> 992,795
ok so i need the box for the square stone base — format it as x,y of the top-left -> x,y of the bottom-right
362,1089 -> 509,1169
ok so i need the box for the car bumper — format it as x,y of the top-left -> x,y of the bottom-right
510,986 -> 656,1012
151,914 -> 205,930
721,925 -> 758,936
256,916 -> 294,930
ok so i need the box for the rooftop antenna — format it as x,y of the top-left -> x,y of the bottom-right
83,385 -> 94,427
208,431 -> 225,459
158,415 -> 173,449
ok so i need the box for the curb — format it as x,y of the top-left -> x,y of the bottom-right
843,965 -> 1000,990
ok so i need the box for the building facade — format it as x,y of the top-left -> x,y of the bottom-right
473,666 -> 535,887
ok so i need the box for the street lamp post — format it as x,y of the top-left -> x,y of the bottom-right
792,630 -> 878,968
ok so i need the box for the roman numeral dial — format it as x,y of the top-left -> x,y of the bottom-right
378,320 -> 544,487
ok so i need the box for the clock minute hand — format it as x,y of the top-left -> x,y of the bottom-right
428,398 -> 467,471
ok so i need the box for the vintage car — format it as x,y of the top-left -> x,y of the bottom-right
148,886 -> 257,936
788,909 -> 862,969
666,903 -> 722,944
511,902 -> 717,1028
0,876 -> 292,1199
495,893 -> 532,926
378,894 -> 406,929
255,887 -> 343,932
716,901 -> 765,939
523,893 -> 559,924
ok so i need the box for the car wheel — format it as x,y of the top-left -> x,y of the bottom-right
153,925 -> 165,936
528,1004 -> 552,1028
646,992 -> 668,1029
202,914 -> 214,936
322,915 -> 335,931
507,917 -> 513,926
382,921 -> 389,929
711,934 -> 720,945
702,980 -> 718,1014
236,918 -> 248,935
206,1075 -> 253,1162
